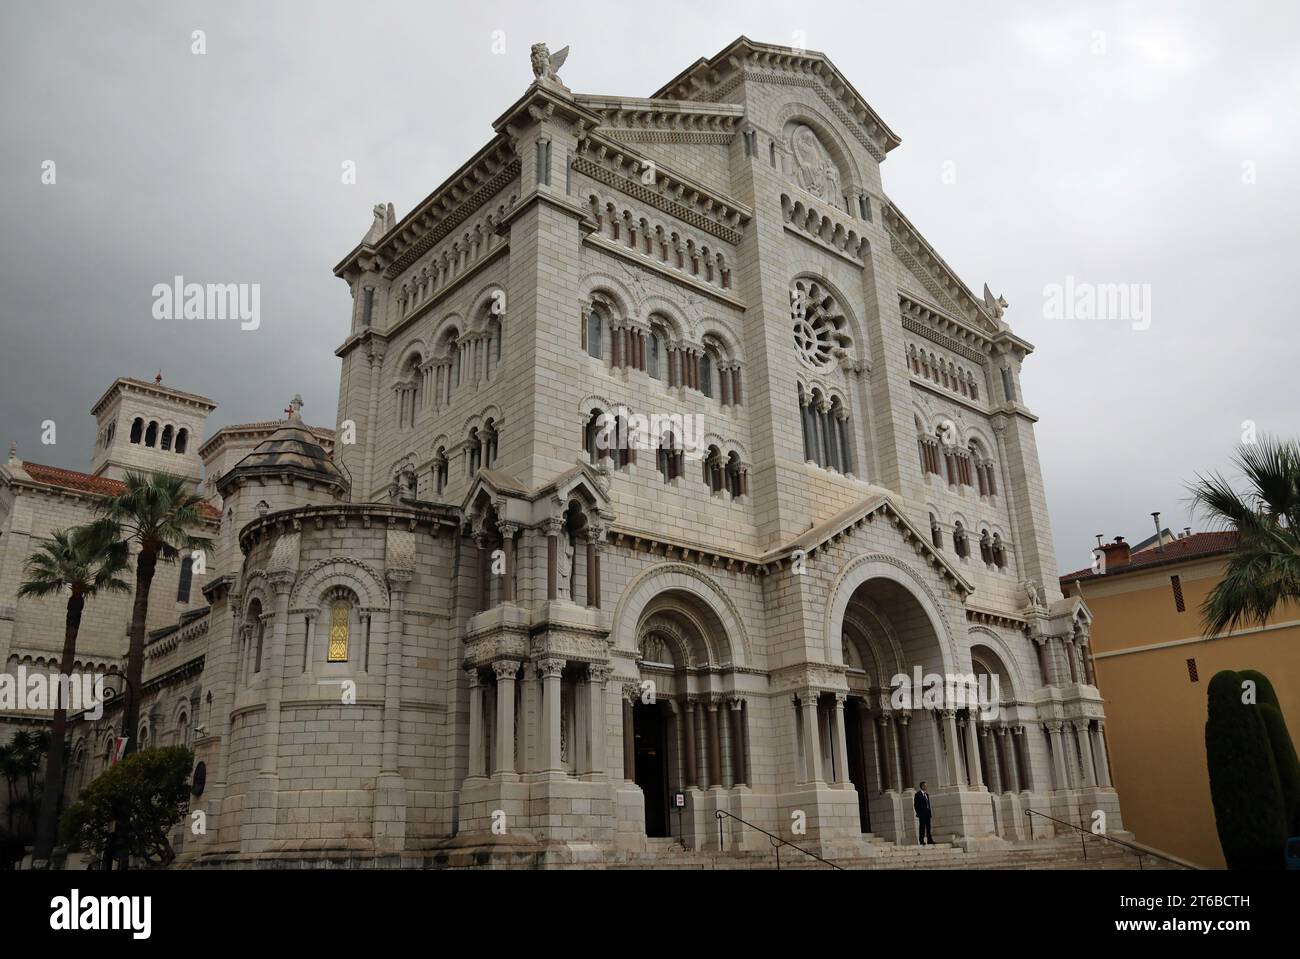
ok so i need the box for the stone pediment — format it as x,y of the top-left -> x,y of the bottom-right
768,494 -> 974,599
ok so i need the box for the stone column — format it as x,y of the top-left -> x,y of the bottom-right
493,661 -> 520,779
1093,720 -> 1113,788
545,519 -> 561,601
538,658 -> 565,774
1076,720 -> 1098,787
499,521 -> 517,603
964,712 -> 984,787
877,713 -> 895,790
1005,725 -> 1023,792
985,726 -> 1004,793
682,696 -> 698,787
621,683 -> 636,782
259,575 -> 293,776
831,694 -> 851,785
706,697 -> 723,787
1047,722 -> 1068,790
476,535 -> 491,611
942,710 -> 963,786
584,664 -> 609,779
898,713 -> 914,788
466,668 -> 486,780
995,726 -> 1013,793
1013,725 -> 1033,790
800,691 -> 824,784
729,697 -> 747,786
381,574 -> 410,774
587,526 -> 604,609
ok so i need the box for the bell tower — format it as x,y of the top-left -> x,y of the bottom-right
89,375 -> 216,485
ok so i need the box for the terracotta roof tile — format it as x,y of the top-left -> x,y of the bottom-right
1060,531 -> 1239,582
16,461 -> 220,521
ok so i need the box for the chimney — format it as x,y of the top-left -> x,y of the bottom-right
1099,535 -> 1131,569
1152,512 -> 1164,552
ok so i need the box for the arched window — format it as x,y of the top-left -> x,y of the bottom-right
647,331 -> 663,380
254,616 -> 265,673
800,386 -> 816,462
482,419 -> 498,470
177,711 -> 190,747
953,522 -> 970,559
177,555 -> 194,603
103,738 -> 114,771
399,353 -> 422,428
161,425 -> 174,451
175,428 -> 188,454
433,447 -> 448,495
699,351 -> 714,398
144,421 -> 159,447
130,417 -> 143,444
585,309 -> 603,359
725,452 -> 744,498
657,432 -> 682,483
467,428 -> 482,475
583,410 -> 606,465
327,601 -> 350,662
703,445 -> 723,492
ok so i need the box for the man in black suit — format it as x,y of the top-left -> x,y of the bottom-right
914,781 -> 935,844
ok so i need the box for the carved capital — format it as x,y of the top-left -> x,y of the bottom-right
536,657 -> 565,679
492,660 -> 520,682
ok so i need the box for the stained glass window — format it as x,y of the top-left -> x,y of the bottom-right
328,603 -> 349,662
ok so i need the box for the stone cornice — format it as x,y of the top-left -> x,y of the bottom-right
899,294 -> 993,361
573,134 -> 750,243
238,502 -> 460,555
650,37 -> 901,161
884,201 -> 1003,335
333,137 -> 518,282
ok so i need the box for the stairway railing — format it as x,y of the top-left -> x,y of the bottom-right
1023,809 -> 1194,869
714,810 -> 843,870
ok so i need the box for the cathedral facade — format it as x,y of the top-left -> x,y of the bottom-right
5,38 -> 1121,866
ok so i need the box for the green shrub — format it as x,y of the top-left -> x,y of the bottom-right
60,746 -> 193,868
1205,670 -> 1287,868
1239,669 -> 1300,832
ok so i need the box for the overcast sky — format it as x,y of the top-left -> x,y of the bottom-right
2,0 -> 1297,571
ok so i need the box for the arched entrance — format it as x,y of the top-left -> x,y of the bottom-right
631,587 -> 742,841
830,564 -> 956,842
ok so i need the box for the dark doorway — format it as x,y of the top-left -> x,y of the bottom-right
633,700 -> 669,837
845,699 -> 872,833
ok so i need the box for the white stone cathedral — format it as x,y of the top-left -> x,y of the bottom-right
2,37 -> 1124,867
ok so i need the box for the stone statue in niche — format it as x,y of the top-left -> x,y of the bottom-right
790,124 -> 842,202
556,533 -> 575,600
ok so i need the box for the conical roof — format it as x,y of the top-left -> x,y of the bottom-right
216,399 -> 348,496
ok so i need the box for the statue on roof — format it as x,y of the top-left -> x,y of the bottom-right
287,393 -> 304,423
364,203 -> 396,245
982,283 -> 1009,321
530,43 -> 569,87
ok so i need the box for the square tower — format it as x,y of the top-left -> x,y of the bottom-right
89,376 -> 216,485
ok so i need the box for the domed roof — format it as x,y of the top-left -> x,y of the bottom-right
215,396 -> 349,496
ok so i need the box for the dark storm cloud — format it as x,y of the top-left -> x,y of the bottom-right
2,0 -> 1296,568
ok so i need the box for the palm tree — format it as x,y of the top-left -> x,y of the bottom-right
96,471 -> 206,762
17,521 -> 130,864
1189,436 -> 1300,637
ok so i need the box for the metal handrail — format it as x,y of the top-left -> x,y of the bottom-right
1023,809 -> 1193,869
714,810 -> 843,870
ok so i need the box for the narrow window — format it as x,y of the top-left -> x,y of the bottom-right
177,556 -> 194,603
145,421 -> 158,447
175,428 -> 188,454
328,603 -> 349,662
769,141 -> 776,167
1171,575 -> 1186,612
362,287 -> 374,327
699,353 -> 713,398
1186,658 -> 1199,682
648,332 -> 662,379
586,310 -> 603,359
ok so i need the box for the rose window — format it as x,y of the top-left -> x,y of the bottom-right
791,279 -> 850,369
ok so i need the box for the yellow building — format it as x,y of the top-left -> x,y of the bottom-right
1060,531 -> 1300,868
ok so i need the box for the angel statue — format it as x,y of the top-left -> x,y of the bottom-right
530,43 -> 570,87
